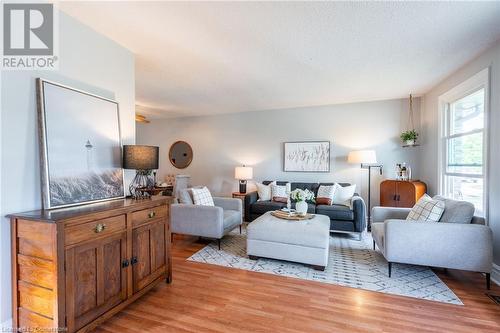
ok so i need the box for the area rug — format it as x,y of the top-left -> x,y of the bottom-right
187,228 -> 462,305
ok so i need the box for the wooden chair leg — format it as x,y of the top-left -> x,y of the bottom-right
218,239 -> 221,250
373,240 -> 375,250
239,225 -> 242,234
388,262 -> 392,278
486,273 -> 491,290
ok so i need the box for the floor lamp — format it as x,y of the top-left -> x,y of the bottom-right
348,150 -> 383,232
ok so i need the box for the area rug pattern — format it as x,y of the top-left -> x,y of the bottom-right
187,228 -> 462,305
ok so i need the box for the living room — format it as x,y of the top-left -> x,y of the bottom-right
1,1 -> 500,332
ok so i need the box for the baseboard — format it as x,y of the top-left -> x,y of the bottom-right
1,318 -> 12,330
492,263 -> 500,287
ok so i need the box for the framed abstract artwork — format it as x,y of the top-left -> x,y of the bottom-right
283,141 -> 330,172
36,78 -> 124,209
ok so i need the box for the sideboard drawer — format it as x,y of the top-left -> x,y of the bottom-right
132,205 -> 167,227
65,215 -> 126,246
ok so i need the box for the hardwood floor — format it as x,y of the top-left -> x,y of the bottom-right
91,235 -> 500,333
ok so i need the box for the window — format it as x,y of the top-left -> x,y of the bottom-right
439,69 -> 489,217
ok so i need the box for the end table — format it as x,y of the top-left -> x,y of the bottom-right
232,192 -> 247,222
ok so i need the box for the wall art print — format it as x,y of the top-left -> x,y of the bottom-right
283,141 -> 330,172
37,78 -> 124,209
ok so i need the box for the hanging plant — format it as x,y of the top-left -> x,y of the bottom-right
400,129 -> 418,145
401,94 -> 419,147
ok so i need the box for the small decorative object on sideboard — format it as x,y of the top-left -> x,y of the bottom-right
395,163 -> 412,181
290,188 -> 314,215
123,145 -> 159,198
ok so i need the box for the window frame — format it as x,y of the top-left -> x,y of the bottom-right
438,68 -> 490,218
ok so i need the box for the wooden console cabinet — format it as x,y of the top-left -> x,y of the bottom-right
8,197 -> 172,333
380,180 -> 427,208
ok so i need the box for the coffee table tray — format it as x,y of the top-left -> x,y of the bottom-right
270,210 -> 315,221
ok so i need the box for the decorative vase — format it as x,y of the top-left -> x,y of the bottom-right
405,139 -> 415,146
296,200 -> 308,215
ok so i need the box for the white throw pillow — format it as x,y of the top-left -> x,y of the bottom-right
256,181 -> 275,201
191,186 -> 215,206
406,194 -> 445,222
271,183 -> 290,203
331,183 -> 356,206
316,185 -> 336,205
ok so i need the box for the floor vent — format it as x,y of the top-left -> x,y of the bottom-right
486,294 -> 500,305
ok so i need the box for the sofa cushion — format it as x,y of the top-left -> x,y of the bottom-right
332,183 -> 356,206
192,186 -> 215,206
316,185 -> 335,205
316,204 -> 354,221
271,183 -> 290,203
178,188 -> 194,204
251,201 -> 286,214
223,210 -> 241,231
433,195 -> 474,224
256,181 -> 275,201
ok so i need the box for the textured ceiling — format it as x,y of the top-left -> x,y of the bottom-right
59,1 -> 500,118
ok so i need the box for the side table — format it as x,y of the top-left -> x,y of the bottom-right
232,191 -> 247,222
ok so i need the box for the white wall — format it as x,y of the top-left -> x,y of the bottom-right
137,97 -> 421,209
0,12 -> 135,325
420,40 -> 500,269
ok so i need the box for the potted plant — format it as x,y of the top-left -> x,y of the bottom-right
290,189 -> 315,215
400,130 -> 418,146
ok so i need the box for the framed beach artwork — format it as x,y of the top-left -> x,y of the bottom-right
36,78 -> 124,209
283,141 -> 330,172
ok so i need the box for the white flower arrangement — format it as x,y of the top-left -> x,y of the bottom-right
289,188 -> 315,202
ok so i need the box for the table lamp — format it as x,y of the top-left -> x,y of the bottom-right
123,145 -> 159,198
348,150 -> 383,231
235,166 -> 253,194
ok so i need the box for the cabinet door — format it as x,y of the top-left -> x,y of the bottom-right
397,182 -> 416,208
380,181 -> 397,207
132,220 -> 167,293
65,232 -> 127,332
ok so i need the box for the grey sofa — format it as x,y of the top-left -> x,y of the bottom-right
244,181 -> 366,239
371,196 -> 493,289
171,188 -> 243,249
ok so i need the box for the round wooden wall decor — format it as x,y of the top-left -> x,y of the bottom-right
169,141 -> 193,169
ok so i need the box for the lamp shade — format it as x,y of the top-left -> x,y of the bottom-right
123,145 -> 159,170
347,150 -> 377,164
235,166 -> 253,180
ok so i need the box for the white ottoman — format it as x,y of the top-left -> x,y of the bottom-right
246,211 -> 330,270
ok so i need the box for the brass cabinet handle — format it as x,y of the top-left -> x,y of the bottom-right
148,211 -> 156,218
94,223 -> 106,233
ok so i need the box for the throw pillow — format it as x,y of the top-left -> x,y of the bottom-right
331,183 -> 356,206
271,183 -> 290,203
316,185 -> 335,205
406,194 -> 445,222
191,186 -> 215,206
256,181 -> 275,201
433,195 -> 474,224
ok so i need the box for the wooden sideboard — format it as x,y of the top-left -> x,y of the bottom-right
8,196 -> 173,333
380,180 -> 427,208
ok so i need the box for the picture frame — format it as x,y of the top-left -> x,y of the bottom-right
283,141 -> 330,172
36,78 -> 125,209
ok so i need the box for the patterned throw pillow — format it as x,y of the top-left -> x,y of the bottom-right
191,186 -> 215,206
256,181 -> 275,201
316,185 -> 335,205
271,183 -> 290,203
406,194 -> 445,222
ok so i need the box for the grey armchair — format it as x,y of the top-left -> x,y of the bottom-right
171,189 -> 242,249
371,196 -> 493,289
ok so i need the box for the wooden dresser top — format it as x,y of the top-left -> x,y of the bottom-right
7,196 -> 173,223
